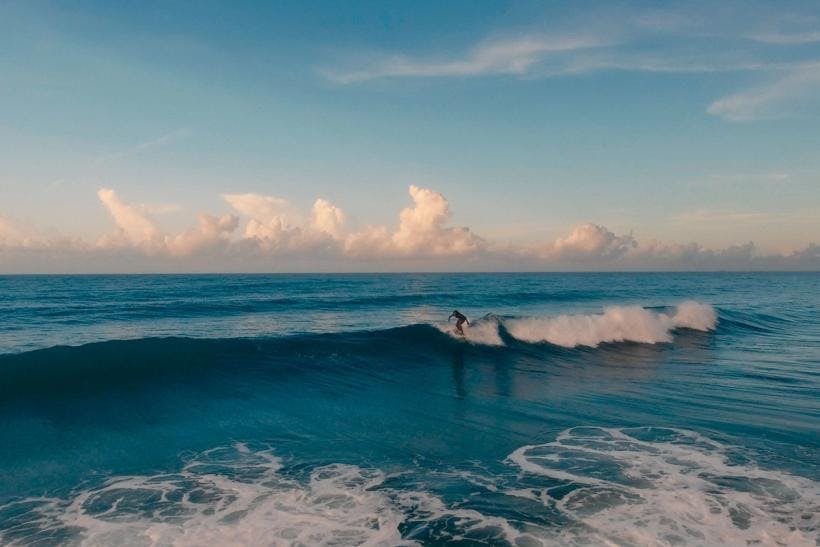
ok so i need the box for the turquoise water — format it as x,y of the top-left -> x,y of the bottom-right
0,273 -> 818,545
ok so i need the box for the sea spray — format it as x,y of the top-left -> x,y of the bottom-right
505,301 -> 717,348
438,301 -> 717,348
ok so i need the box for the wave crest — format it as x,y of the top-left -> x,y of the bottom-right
441,301 -> 717,348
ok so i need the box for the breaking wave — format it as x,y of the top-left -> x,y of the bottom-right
440,301 -> 717,347
0,301 -> 720,400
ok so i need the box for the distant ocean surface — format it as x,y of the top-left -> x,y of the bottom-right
0,273 -> 818,545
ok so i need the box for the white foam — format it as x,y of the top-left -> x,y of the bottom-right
0,445 -> 533,547
0,446 -> 410,546
4,430 -> 815,546
507,427 -> 819,546
506,301 -> 717,348
436,316 -> 504,346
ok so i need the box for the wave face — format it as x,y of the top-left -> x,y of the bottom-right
0,302 -> 716,403
0,272 -> 818,545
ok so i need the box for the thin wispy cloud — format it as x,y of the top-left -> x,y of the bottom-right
751,31 -> 820,45
322,13 -> 820,84
93,127 -> 193,164
322,8 -> 820,124
686,171 -> 792,187
671,209 -> 778,223
323,35 -> 613,84
707,63 -> 820,121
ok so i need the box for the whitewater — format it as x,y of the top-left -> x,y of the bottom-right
0,272 -> 817,546
437,301 -> 717,347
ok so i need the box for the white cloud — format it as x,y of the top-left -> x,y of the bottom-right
538,223 -> 636,261
94,128 -> 192,164
311,198 -> 346,239
707,63 -> 820,121
164,213 -> 239,257
324,35 -> 612,83
751,31 -> 820,45
97,188 -> 238,256
222,193 -> 303,231
1,186 -> 818,272
380,185 -> 485,257
222,185 -> 484,258
322,7 -> 820,85
97,188 -> 162,247
0,216 -> 39,248
0,216 -> 86,256
223,193 -> 340,254
670,209 -> 777,224
344,185 -> 486,257
700,172 -> 791,185
322,10 -> 820,125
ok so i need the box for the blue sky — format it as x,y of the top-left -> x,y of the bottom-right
1,0 -> 818,272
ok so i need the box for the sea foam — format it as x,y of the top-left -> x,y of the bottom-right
0,445 -> 534,547
507,427 -> 819,546
4,429 -> 815,546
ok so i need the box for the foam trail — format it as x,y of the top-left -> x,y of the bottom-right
506,427 -> 819,546
506,301 -> 716,348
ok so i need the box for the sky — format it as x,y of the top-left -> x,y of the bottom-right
0,0 -> 818,272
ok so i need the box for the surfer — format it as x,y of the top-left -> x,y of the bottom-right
449,310 -> 470,336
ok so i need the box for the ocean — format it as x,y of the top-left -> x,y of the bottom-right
0,273 -> 817,545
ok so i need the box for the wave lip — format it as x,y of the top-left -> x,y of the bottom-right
437,301 -> 717,348
504,301 -> 716,348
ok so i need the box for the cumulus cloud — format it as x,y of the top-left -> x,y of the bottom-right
222,193 -> 303,232
222,193 -> 342,254
539,223 -> 636,261
97,188 -> 238,256
0,216 -> 41,249
220,185 -> 484,258
345,185 -> 484,257
0,216 -> 85,251
164,213 -> 239,257
1,185 -> 818,272
97,188 -> 162,247
311,198 -> 346,239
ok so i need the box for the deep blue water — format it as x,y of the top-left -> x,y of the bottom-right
0,273 -> 818,545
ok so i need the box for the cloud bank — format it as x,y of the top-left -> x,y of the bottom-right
1,185 -> 817,273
